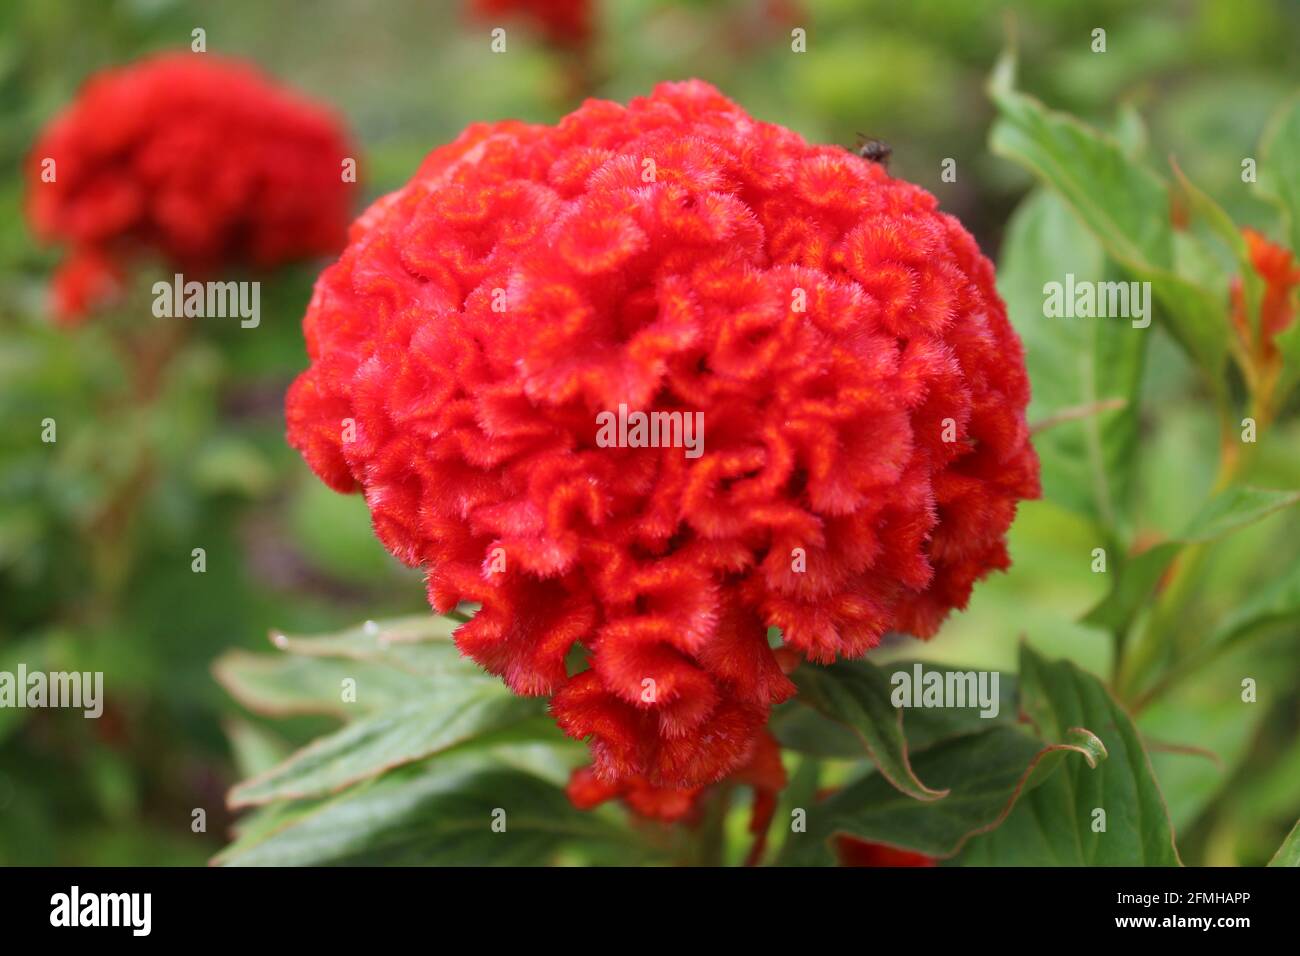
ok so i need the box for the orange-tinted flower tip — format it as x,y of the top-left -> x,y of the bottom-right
1244,228 -> 1300,344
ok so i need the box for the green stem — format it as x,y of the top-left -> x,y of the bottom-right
696,783 -> 734,867
1120,395 -> 1264,706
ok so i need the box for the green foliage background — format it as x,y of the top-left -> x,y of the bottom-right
0,0 -> 1297,865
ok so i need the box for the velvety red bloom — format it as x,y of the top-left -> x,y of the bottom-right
470,0 -> 592,48
566,728 -> 787,831
1231,228 -> 1300,362
27,52 -> 354,323
834,836 -> 936,867
566,765 -> 704,823
286,80 -> 1038,789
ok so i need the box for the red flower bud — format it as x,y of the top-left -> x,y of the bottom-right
469,0 -> 593,48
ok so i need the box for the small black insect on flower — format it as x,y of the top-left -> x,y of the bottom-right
853,134 -> 892,167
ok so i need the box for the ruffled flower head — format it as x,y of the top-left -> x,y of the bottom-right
286,80 -> 1039,789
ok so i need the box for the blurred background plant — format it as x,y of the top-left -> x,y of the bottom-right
0,0 -> 1297,865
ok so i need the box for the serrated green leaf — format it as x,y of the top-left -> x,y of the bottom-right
214,650 -> 435,717
219,758 -> 635,866
222,614 -> 509,705
228,685 -> 550,807
957,645 -> 1180,866
267,615 -> 466,675
999,189 -> 1146,534
219,615 -> 566,807
1267,818 -> 1300,866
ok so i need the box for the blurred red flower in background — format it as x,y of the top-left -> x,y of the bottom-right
469,0 -> 593,48
285,80 -> 1038,792
27,52 -> 355,323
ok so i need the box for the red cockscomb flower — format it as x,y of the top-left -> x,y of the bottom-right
470,0 -> 592,48
286,81 -> 1039,790
27,53 -> 355,324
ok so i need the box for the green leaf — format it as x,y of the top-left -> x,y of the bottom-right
1113,99 -> 1149,160
221,615 -> 557,807
887,662 -> 1021,751
218,758 -> 634,866
770,701 -> 865,759
777,723 -> 1090,864
214,650 -> 434,717
988,51 -> 1227,381
266,615 -> 465,674
1169,160 -> 1262,341
789,660 -> 948,801
223,718 -> 293,781
228,683 -> 549,807
1083,486 -> 1300,633
217,615 -> 519,712
1081,542 -> 1180,634
998,189 -> 1146,534
1268,819 -> 1300,867
1175,485 -> 1300,541
774,660 -> 1017,758
958,645 -> 1180,865
1259,91 -> 1300,258
1206,558 -> 1300,656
